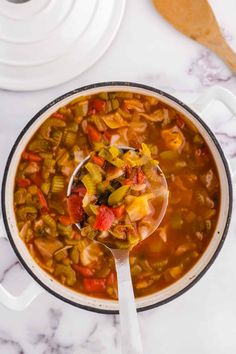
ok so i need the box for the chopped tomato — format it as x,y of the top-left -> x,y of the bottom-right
37,188 -> 48,212
87,124 -> 101,142
91,155 -> 105,167
52,112 -> 65,119
16,178 -> 31,188
22,151 -> 42,162
58,215 -> 72,226
107,271 -> 116,286
94,205 -> 115,231
73,265 -> 95,277
30,173 -> 43,187
83,278 -> 106,293
112,205 -> 125,218
67,193 -> 84,223
92,98 -> 106,113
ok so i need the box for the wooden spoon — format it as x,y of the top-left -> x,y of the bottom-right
152,0 -> 236,74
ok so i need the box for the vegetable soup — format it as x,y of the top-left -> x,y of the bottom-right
14,91 -> 220,299
68,144 -> 168,249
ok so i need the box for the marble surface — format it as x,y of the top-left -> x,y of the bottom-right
1,0 -> 236,353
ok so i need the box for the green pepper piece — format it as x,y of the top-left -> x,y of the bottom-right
108,185 -> 130,206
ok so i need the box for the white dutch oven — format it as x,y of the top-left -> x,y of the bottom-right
0,83 -> 235,312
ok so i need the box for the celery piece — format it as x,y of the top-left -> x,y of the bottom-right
99,149 -> 124,168
28,138 -> 51,153
98,92 -> 109,100
41,182 -> 51,196
82,174 -> 96,195
54,264 -> 76,286
17,206 -> 38,221
64,131 -> 77,147
70,247 -> 80,264
111,98 -> 120,110
115,92 -> 133,99
51,175 -> 65,193
85,162 -> 102,183
42,214 -> 57,236
74,101 -> 88,117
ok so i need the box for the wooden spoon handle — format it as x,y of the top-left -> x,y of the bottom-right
215,42 -> 236,74
201,35 -> 236,74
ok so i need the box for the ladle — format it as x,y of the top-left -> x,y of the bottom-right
67,147 -> 169,354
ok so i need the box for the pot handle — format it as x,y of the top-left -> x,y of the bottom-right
191,86 -> 236,116
191,86 -> 236,178
0,216 -> 44,311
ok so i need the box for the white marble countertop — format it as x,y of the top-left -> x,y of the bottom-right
1,0 -> 236,353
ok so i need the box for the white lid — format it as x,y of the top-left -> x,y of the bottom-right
0,0 -> 126,90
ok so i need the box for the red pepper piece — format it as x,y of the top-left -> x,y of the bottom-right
91,155 -> 105,168
22,151 -> 42,162
92,98 -> 106,113
87,124 -> 101,142
52,112 -> 65,119
58,215 -> 72,226
107,271 -> 116,286
16,178 -> 31,188
94,205 -> 115,231
37,188 -> 48,212
73,265 -> 95,277
67,193 -> 84,223
123,179 -> 133,185
83,278 -> 106,293
30,173 -> 43,187
111,205 -> 125,218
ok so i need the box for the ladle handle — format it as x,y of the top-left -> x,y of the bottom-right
113,250 -> 144,354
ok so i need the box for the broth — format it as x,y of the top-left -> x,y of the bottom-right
14,91 -> 220,299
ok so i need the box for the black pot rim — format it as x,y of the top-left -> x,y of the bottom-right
1,81 -> 233,314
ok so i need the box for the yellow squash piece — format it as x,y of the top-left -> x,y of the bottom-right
125,194 -> 154,221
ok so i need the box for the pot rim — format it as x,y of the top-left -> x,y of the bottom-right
1,81 -> 233,314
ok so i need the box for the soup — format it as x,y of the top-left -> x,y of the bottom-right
68,144 -> 168,249
14,91 -> 220,299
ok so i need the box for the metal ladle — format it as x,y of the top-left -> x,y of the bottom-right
67,147 -> 168,354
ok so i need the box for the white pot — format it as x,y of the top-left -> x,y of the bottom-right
1,83 -> 235,312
